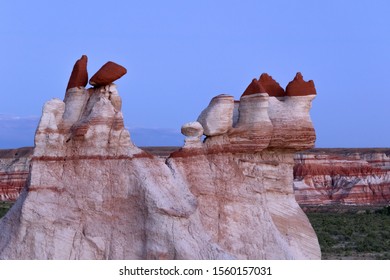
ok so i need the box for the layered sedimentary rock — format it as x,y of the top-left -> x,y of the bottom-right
0,148 -> 32,201
294,149 -> 390,208
2,148 -> 390,209
267,73 -> 316,149
0,67 -> 320,259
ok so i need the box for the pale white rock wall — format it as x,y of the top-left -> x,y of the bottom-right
197,94 -> 234,136
62,87 -> 89,126
235,93 -> 271,129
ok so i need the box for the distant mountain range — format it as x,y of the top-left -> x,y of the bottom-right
0,114 -> 184,148
128,127 -> 184,147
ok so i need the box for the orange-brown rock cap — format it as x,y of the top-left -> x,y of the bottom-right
258,73 -> 285,97
66,55 -> 88,91
286,72 -> 316,96
89,61 -> 127,87
241,79 -> 266,97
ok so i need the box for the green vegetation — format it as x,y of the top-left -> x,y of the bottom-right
0,201 -> 13,218
307,207 -> 390,259
1,202 -> 389,259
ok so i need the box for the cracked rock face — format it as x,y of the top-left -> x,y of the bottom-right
0,67 -> 321,259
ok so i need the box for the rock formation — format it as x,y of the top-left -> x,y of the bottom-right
3,147 -> 389,209
294,149 -> 390,209
286,72 -> 316,96
66,55 -> 88,91
181,122 -> 203,148
258,73 -> 285,97
0,64 -> 321,259
89,61 -> 127,87
2,147 -> 389,210
241,78 -> 266,96
197,94 -> 234,136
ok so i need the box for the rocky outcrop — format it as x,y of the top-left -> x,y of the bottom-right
294,149 -> 390,208
3,147 -> 389,210
197,94 -> 234,136
89,61 -> 127,87
0,66 -> 320,259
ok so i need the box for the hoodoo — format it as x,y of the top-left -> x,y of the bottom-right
0,61 -> 321,259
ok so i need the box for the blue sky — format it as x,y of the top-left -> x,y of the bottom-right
1,0 -> 389,148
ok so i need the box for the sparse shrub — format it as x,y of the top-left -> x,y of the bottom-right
0,202 -> 13,218
307,210 -> 390,259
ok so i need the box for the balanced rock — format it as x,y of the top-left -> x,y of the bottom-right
258,73 -> 285,97
66,55 -> 88,91
286,72 -> 317,96
242,79 -> 266,96
181,122 -> 204,148
89,61 -> 127,87
181,121 -> 203,138
197,94 -> 234,136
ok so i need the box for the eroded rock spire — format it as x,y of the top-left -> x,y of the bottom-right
66,55 -> 88,91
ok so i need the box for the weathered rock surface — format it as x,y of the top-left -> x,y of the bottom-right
0,71 -> 320,260
197,94 -> 234,136
2,147 -> 389,210
181,122 -> 203,148
66,55 -> 88,91
89,61 -> 127,87
228,93 -> 273,151
294,149 -> 390,208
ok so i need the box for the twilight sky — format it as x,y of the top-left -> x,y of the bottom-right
1,0 -> 389,148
